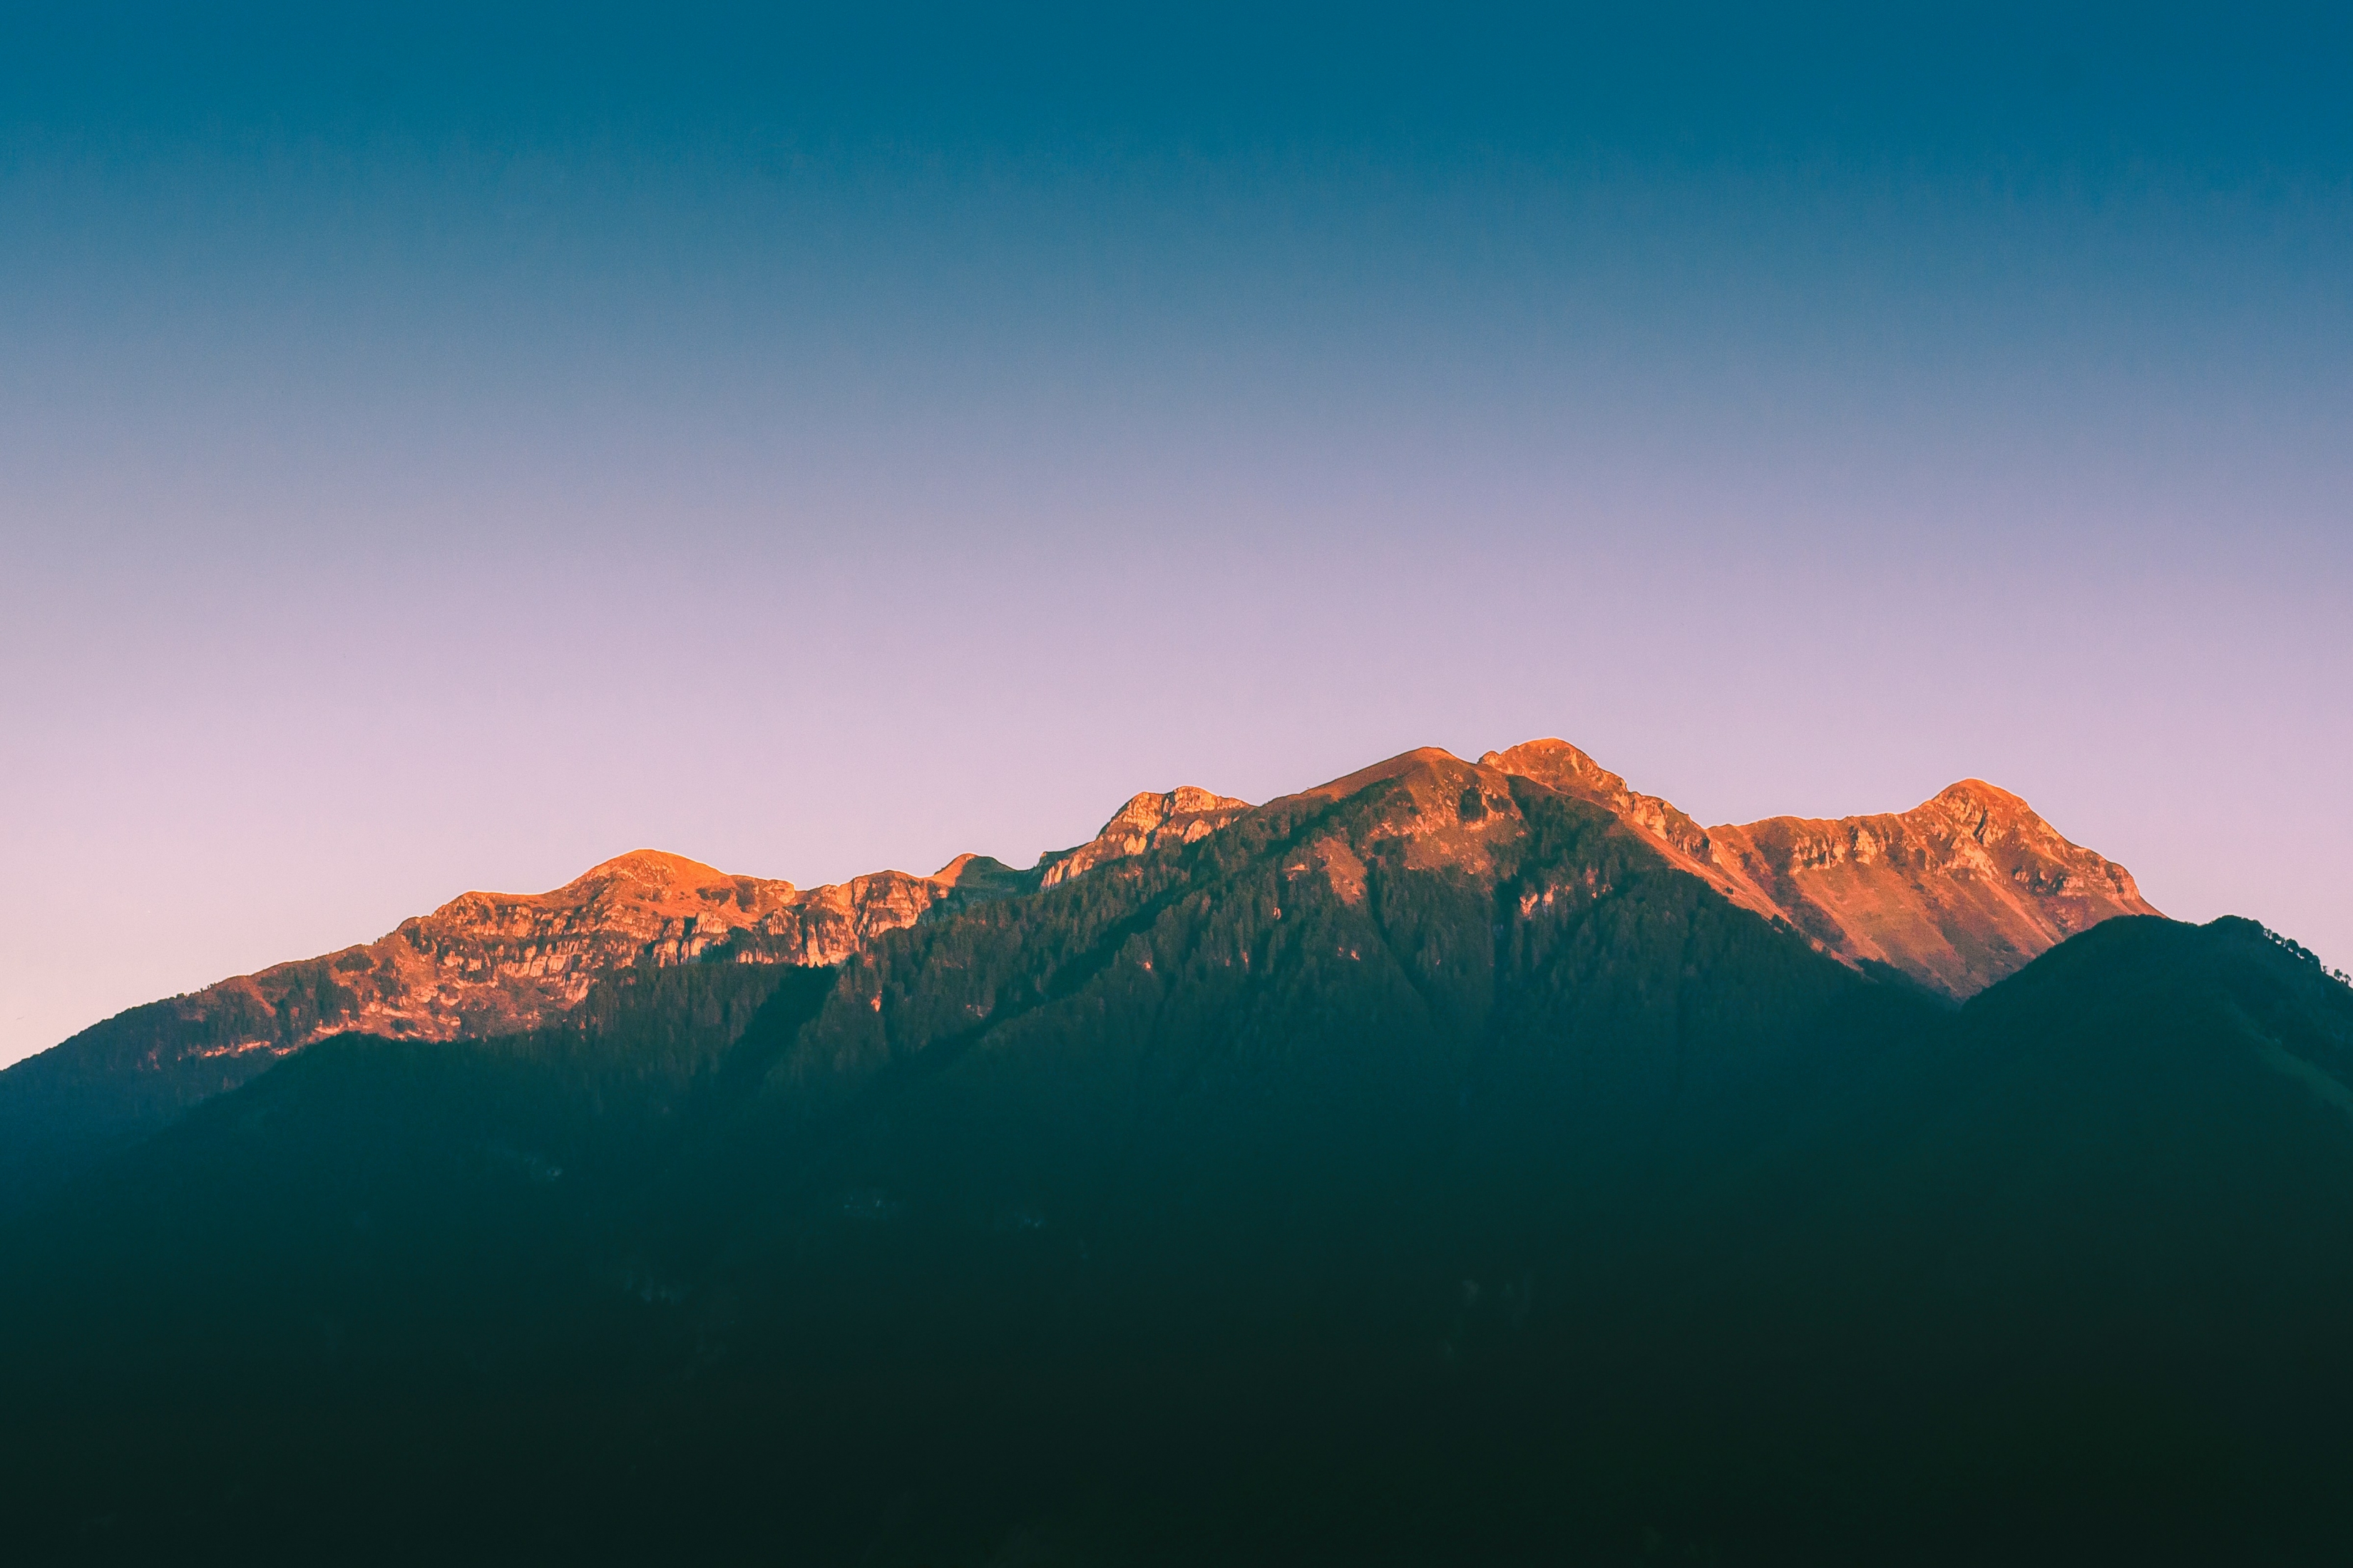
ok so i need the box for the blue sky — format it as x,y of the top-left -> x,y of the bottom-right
4,4 -> 2349,1061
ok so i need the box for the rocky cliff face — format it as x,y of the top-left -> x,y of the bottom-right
716,861 -> 1030,967
23,847 -> 1025,1106
11,782 -> 1275,1139
1479,742 -> 2160,997
23,788 -> 1269,1124
0,843 -> 1069,1211
1705,779 -> 2159,996
350,850 -> 804,1039
67,849 -> 1032,1085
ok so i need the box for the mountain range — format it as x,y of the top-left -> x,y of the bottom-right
4,736 -> 2342,1565
0,739 -> 2150,1214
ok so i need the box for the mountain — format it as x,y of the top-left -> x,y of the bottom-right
0,740 -> 1907,1557
1483,739 -> 2158,994
4,737 -> 2325,1562
0,742 -> 2153,1217
0,845 -> 1020,1215
1706,776 -> 2159,993
1034,785 -> 1251,888
0,789 -> 1251,1212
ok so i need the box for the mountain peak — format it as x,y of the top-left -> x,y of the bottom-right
1037,786 -> 1254,890
1896,779 -> 2128,874
1481,737 -> 1732,882
577,848 -> 733,885
425,849 -> 796,933
931,851 -> 1001,885
1920,777 -> 2037,824
1475,739 -> 2157,996
1935,777 -> 2024,806
1291,747 -> 1465,804
928,853 -> 1031,897
1710,777 -> 2158,995
1477,738 -> 1616,794
1095,786 -> 1251,841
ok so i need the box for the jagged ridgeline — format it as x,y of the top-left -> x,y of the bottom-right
4,744 -> 2349,1563
0,739 -> 2153,1216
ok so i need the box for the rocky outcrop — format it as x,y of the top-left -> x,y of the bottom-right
1477,741 -> 1790,921
1480,739 -> 1711,858
1036,787 -> 1251,889
718,863 -> 1029,966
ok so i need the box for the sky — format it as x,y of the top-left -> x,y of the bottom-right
4,3 -> 2349,1065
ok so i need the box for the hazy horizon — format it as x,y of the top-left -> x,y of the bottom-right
6,2 -> 2349,1065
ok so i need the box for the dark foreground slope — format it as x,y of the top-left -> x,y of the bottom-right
1,763 -> 2347,1564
